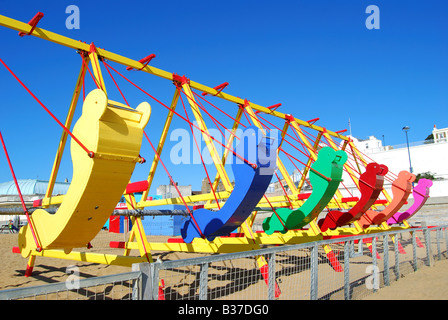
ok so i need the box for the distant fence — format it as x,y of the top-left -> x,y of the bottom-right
1,225 -> 447,300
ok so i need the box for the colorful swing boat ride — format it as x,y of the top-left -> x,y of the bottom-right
0,12 -> 434,298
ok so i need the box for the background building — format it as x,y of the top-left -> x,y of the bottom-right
0,179 -> 70,227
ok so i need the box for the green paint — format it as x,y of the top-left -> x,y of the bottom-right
262,147 -> 347,234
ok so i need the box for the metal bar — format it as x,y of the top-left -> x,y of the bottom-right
267,253 -> 276,300
310,243 -> 319,300
0,14 -> 350,138
394,233 -> 400,280
149,227 -> 439,270
424,228 -> 432,266
344,240 -> 351,300
383,234 -> 390,286
411,231 -> 418,271
436,228 -> 442,260
0,207 -> 190,216
151,261 -> 162,300
199,262 -> 209,300
0,271 -> 141,300
445,228 -> 448,258
371,237 -> 378,293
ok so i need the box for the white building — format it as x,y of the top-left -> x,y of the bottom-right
343,125 -> 448,199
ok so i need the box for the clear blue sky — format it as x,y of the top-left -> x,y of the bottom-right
0,0 -> 447,193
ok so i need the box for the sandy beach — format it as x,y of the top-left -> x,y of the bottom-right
1,230 -> 448,300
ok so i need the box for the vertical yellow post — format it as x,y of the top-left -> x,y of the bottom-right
44,55 -> 90,204
123,193 -> 153,263
140,88 -> 180,203
181,82 -> 232,191
88,43 -> 107,95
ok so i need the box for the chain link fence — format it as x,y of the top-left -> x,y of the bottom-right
0,225 -> 446,300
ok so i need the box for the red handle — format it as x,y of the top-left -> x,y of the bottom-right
127,53 -> 156,71
202,82 -> 229,96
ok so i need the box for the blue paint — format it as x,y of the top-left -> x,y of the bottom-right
181,126 -> 281,243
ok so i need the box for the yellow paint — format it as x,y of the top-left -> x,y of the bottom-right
88,45 -> 107,95
19,89 -> 150,257
27,248 -> 148,267
206,107 -> 244,206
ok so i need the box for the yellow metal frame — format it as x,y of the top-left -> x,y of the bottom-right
0,13 -> 414,275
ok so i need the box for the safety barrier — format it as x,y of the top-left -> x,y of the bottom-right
1,225 -> 446,300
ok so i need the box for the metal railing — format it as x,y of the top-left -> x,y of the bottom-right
0,225 -> 447,300
140,225 -> 448,300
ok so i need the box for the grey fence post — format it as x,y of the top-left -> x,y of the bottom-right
394,234 -> 400,281
344,240 -> 350,300
151,260 -> 162,300
268,253 -> 276,300
132,269 -> 143,300
199,262 -> 209,300
411,231 -> 418,272
383,235 -> 390,286
371,237 -> 378,293
310,243 -> 319,300
424,228 -> 433,266
445,228 -> 448,258
132,262 -> 153,300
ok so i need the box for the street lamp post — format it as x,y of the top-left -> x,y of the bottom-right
402,126 -> 413,173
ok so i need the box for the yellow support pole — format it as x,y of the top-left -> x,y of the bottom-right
88,44 -> 107,95
290,121 -> 321,192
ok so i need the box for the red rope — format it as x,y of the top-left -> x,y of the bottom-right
0,57 -> 94,158
103,61 -> 130,106
263,195 -> 288,232
0,131 -> 42,252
